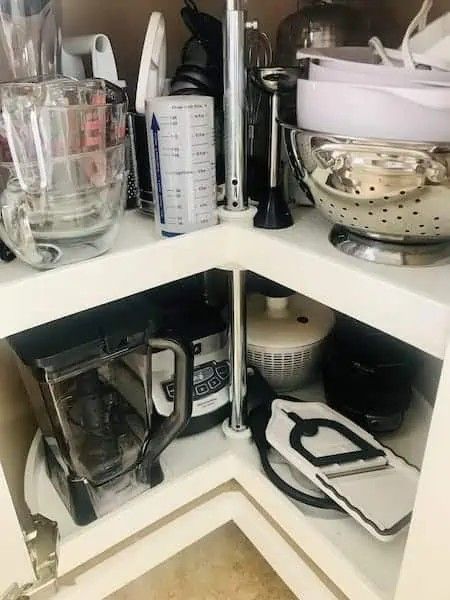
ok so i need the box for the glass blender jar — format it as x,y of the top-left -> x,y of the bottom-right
0,0 -> 61,82
0,0 -> 61,262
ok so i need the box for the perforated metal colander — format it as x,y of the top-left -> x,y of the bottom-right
282,124 -> 450,244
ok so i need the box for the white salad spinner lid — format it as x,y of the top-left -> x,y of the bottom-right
247,294 -> 335,350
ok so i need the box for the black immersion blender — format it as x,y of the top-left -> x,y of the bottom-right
250,67 -> 301,229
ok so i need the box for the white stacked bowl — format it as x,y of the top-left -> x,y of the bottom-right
296,47 -> 450,143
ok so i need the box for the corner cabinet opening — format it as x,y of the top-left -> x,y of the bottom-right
0,270 -> 444,600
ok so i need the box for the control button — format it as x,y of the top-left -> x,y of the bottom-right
208,376 -> 221,391
165,383 -> 175,399
195,383 -> 209,397
216,364 -> 230,381
202,367 -> 214,380
193,366 -> 214,384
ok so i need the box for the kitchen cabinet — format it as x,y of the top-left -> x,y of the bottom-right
0,0 -> 449,592
0,206 -> 449,599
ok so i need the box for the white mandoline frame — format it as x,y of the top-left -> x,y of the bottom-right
2,207 -> 450,599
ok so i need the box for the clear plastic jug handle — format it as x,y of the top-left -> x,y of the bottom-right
402,0 -> 433,70
0,184 -> 44,267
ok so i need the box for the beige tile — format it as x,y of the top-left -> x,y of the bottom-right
107,522 -> 297,600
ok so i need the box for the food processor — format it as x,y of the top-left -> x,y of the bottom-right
140,302 -> 230,436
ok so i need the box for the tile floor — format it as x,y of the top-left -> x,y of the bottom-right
108,522 -> 297,600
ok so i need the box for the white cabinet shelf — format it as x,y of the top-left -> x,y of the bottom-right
1,208 -> 450,360
0,212 -> 228,339
26,383 -> 432,600
244,208 -> 450,360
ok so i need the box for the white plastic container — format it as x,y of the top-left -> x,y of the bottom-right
297,78 -> 450,142
308,60 -> 450,87
146,96 -> 218,237
297,46 -> 450,82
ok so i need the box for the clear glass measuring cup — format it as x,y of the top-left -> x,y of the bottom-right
0,78 -> 128,269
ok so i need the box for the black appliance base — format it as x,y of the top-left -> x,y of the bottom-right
43,438 -> 164,526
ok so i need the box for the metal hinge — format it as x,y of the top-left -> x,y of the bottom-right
1,515 -> 59,600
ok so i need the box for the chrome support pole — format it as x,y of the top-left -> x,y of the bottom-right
269,92 -> 280,188
224,0 -> 248,211
229,268 -> 248,431
224,1 -> 256,432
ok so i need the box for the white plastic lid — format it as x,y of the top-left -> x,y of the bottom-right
247,294 -> 335,350
136,12 -> 167,114
62,34 -> 119,83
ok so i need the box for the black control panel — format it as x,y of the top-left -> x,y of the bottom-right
163,360 -> 230,402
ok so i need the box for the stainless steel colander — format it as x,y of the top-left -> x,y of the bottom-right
282,122 -> 450,265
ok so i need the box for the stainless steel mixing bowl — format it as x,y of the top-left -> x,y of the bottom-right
281,121 -> 450,265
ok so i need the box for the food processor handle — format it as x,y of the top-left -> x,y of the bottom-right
140,336 -> 193,469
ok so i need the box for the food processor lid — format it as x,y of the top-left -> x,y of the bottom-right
9,294 -> 162,375
247,293 -> 335,348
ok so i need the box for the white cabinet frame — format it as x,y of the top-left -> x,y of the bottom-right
1,209 -> 450,598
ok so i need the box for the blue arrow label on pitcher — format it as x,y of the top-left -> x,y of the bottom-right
150,114 -> 165,225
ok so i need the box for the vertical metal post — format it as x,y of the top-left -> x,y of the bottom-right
223,1 -> 255,433
269,93 -> 280,189
229,268 -> 248,431
224,0 -> 247,211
